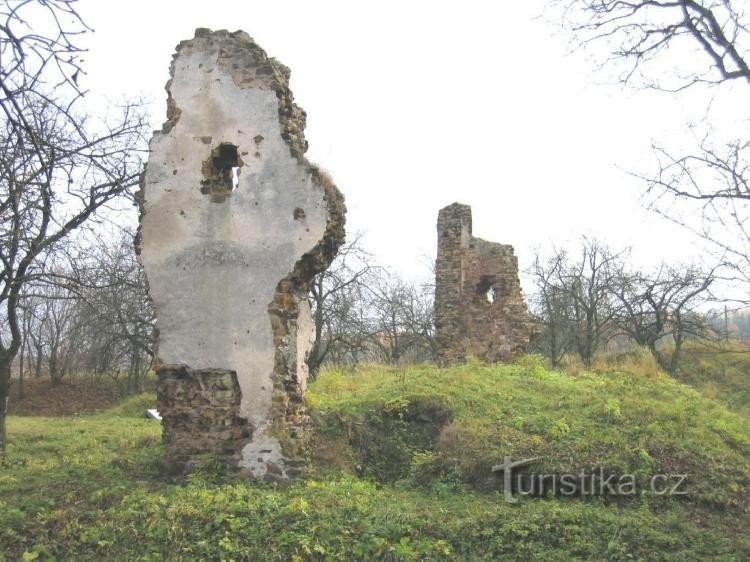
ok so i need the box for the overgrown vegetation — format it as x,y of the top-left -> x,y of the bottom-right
310,358 -> 749,506
2,356 -> 748,560
675,343 -> 750,418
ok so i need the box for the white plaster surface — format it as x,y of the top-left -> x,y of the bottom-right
140,45 -> 327,471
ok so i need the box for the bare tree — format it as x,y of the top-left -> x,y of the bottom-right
645,138 -> 750,292
612,264 -> 717,373
552,0 -> 750,297
307,234 -> 377,376
528,251 -> 575,366
398,281 -> 437,361
553,0 -> 749,89
36,281 -> 80,385
530,239 -> 623,367
23,294 -> 45,380
307,236 -> 438,371
0,1 -> 147,451
15,296 -> 36,398
72,232 -> 155,395
564,239 -> 623,366
365,273 -> 436,364
530,238 -> 719,371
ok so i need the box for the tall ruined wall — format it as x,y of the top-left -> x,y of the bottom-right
434,203 -> 534,365
138,29 -> 345,479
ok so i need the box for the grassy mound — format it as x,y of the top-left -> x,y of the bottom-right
310,358 -> 749,509
1,360 -> 748,560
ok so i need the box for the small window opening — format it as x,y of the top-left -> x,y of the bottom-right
200,143 -> 243,202
475,275 -> 497,305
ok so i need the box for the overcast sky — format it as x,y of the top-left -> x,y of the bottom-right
76,0 -> 718,284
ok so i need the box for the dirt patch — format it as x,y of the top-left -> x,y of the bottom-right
7,378 -> 126,416
313,396 -> 453,483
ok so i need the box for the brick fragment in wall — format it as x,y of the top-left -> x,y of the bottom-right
434,203 -> 535,365
138,29 -> 345,479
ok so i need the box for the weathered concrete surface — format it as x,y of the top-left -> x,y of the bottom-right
434,203 -> 534,365
139,29 -> 345,479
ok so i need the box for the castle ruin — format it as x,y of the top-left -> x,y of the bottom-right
138,29 -> 345,479
434,203 -> 534,365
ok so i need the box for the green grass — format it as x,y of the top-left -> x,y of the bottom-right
310,357 -> 749,506
560,342 -> 750,419
675,342 -> 750,418
1,358 -> 749,560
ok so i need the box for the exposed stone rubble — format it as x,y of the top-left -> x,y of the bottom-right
138,29 -> 345,479
434,203 -> 534,365
156,366 -> 249,473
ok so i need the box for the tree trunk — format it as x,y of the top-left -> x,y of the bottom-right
0,395 -> 6,455
18,345 -> 24,400
128,350 -> 143,395
34,347 -> 43,378
0,356 -> 11,453
649,343 -> 674,375
307,282 -> 326,378
49,355 -> 63,386
135,353 -> 143,393
669,336 -> 683,376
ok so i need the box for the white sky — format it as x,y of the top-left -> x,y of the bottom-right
76,0 -> 726,284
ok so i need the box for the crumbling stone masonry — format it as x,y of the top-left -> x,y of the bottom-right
138,29 -> 345,479
155,366 -> 249,471
434,203 -> 534,365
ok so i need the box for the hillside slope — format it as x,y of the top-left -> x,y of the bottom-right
1,359 -> 748,560
676,343 -> 750,418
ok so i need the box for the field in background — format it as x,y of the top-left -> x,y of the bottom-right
7,374 -> 157,417
8,343 -> 747,419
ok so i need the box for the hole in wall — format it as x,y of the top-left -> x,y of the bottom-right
475,276 -> 497,305
200,142 -> 244,202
